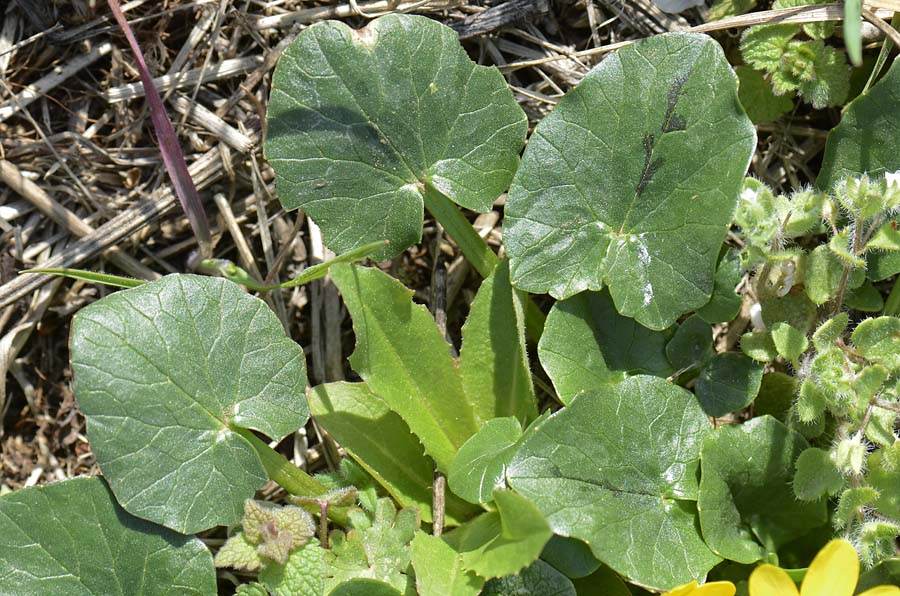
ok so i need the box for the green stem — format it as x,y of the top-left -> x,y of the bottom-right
422,184 -> 499,278
234,427 -> 328,496
422,184 -> 547,341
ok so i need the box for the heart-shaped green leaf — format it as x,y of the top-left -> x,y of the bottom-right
504,32 -> 755,329
538,290 -> 674,404
330,264 -> 478,472
694,353 -> 764,418
818,58 -> 900,189
507,376 -> 720,589
698,416 -> 828,563
71,274 -> 308,533
0,477 -> 216,595
266,14 -> 526,260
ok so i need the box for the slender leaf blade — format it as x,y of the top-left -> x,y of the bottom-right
458,260 -> 537,425
71,274 -> 308,533
266,14 -> 526,260
308,382 -> 476,524
0,477 -> 216,596
330,264 -> 477,472
504,32 -> 755,329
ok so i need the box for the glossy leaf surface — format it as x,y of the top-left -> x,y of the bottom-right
448,416 -> 522,505
538,290 -> 673,404
0,477 -> 216,596
71,274 -> 308,533
266,14 -> 526,259
694,353 -> 764,418
504,32 -> 755,329
507,376 -> 720,589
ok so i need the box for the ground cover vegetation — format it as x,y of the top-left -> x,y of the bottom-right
1,0 -> 900,594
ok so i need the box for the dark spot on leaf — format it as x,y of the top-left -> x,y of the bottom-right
636,133 -> 662,197
662,73 -> 689,134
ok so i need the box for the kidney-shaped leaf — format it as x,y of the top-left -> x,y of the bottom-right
0,477 -> 216,596
448,416 -> 523,505
538,290 -> 674,404
507,375 -> 720,589
71,274 -> 308,533
698,416 -> 828,564
504,32 -> 755,329
266,14 -> 527,260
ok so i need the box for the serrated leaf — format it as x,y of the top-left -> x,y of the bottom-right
411,532 -> 484,596
698,416 -> 828,563
504,32 -> 755,329
666,314 -> 714,372
852,316 -> 900,371
330,579 -> 404,596
459,260 -> 537,425
770,322 -> 808,361
453,489 -> 552,579
330,264 -> 477,472
736,65 -> 794,124
326,498 -> 418,594
70,274 -> 307,533
481,560 -> 576,596
741,24 -> 798,72
259,542 -> 325,596
695,353 -> 764,417
818,59 -> 900,189
507,376 -> 720,589
774,0 -> 834,39
448,417 -> 522,505
793,447 -> 845,500
235,584 -> 269,596
265,14 -> 526,260
797,41 -> 849,109
308,382 -> 475,525
697,248 -> 744,324
539,536 -> 601,579
538,290 -> 674,404
216,531 -> 263,572
0,477 -> 216,596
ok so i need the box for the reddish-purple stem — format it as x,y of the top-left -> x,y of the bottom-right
106,0 -> 212,257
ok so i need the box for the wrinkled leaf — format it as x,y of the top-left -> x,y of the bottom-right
698,416 -> 828,563
793,447 -> 844,501
266,14 -> 526,259
818,58 -> 900,189
411,532 -> 484,596
448,417 -> 522,505
71,274 -> 308,533
507,376 -> 720,589
538,290 -> 673,404
308,382 -> 475,525
694,353 -> 764,417
504,32 -> 755,329
0,477 -> 216,596
459,260 -> 537,425
331,264 -> 477,472
330,579 -> 403,596
481,560 -> 576,596
454,489 -> 553,579
259,542 -> 325,596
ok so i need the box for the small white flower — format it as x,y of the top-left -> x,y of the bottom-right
885,170 -> 900,188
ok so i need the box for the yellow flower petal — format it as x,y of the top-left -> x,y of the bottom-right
665,581 -> 700,596
800,539 -> 859,596
858,588 -> 900,596
750,564 -> 801,596
694,581 -> 737,596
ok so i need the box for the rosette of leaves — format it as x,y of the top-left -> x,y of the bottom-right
740,0 -> 850,110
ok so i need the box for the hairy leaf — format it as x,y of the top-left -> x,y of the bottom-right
0,477 -> 215,596
70,274 -> 307,533
266,14 -> 526,259
259,542 -> 325,596
504,32 -> 755,329
507,376 -> 720,589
